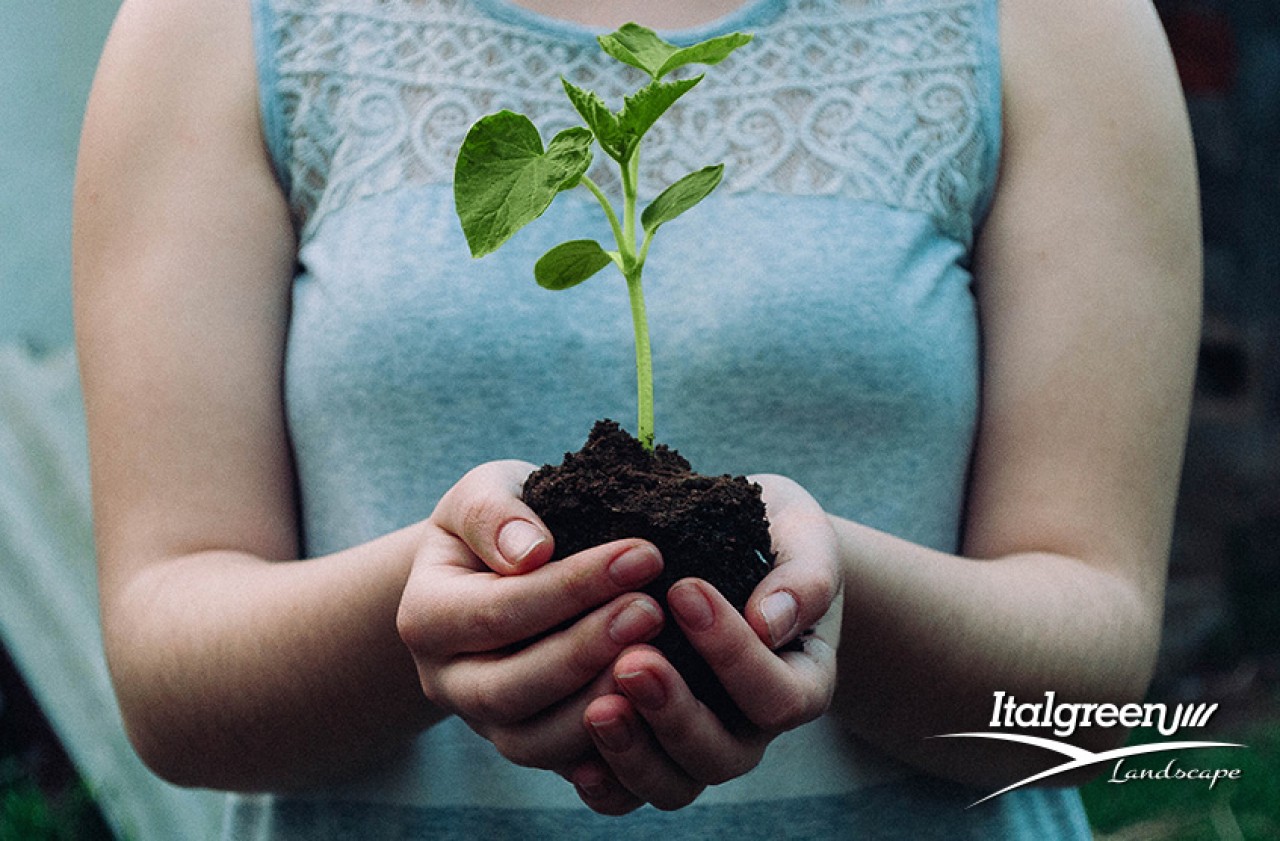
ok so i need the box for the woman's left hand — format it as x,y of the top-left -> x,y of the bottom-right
568,474 -> 844,814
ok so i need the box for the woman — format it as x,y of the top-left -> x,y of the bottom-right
73,0 -> 1200,836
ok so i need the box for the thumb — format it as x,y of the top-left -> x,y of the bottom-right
432,460 -> 555,574
746,474 -> 843,650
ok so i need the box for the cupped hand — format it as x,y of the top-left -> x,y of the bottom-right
396,460 -> 668,774
569,473 -> 843,814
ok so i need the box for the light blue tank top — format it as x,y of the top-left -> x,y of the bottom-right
233,0 -> 1094,837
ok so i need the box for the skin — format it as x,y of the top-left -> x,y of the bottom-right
74,0 -> 1200,815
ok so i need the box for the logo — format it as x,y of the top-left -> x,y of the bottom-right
932,691 -> 1247,807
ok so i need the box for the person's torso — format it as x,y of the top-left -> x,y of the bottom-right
231,0 -> 1092,837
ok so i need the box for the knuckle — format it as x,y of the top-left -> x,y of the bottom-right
459,494 -> 504,548
562,630 -> 610,687
559,559 -> 608,616
417,672 -> 448,710
705,627 -> 755,673
805,569 -> 840,621
433,468 -> 476,522
488,730 -> 551,770
396,596 -> 440,655
755,686 -> 822,733
414,661 -> 455,711
658,703 -> 703,746
461,671 -> 523,726
395,602 -> 423,651
473,593 -> 522,644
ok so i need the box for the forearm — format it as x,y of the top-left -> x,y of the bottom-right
829,516 -> 1162,787
102,523 -> 444,791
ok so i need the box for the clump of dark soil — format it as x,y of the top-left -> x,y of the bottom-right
523,419 -> 774,727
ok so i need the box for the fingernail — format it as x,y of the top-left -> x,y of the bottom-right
608,544 -> 661,588
760,590 -> 798,648
573,766 -> 610,800
617,669 -> 666,710
497,519 -> 548,567
668,582 -> 714,632
608,598 -> 662,644
589,714 -> 633,752
578,779 -> 609,800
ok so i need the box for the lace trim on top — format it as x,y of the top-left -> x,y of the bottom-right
261,0 -> 999,243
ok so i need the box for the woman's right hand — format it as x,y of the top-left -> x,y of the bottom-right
396,460 -> 667,777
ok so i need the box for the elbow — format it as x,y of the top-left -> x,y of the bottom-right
112,676 -> 274,791
106,651 -> 214,789
102,607 -> 225,789
119,707 -> 208,790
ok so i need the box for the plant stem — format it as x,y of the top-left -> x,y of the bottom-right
584,153 -> 655,450
619,150 -> 655,450
620,153 -> 638,258
625,268 -> 655,451
580,176 -> 624,252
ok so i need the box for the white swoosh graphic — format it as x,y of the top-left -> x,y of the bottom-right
929,732 -> 1247,807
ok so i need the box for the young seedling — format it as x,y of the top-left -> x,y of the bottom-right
454,23 -> 752,452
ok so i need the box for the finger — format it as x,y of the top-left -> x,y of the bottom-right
568,760 -> 645,816
435,594 -> 664,724
400,537 -> 662,654
582,693 -> 706,811
611,647 -> 767,785
668,579 -> 837,734
432,460 -> 553,574
746,474 -> 843,649
471,668 -> 617,771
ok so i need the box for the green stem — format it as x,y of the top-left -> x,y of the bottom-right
587,153 -> 654,450
617,150 -> 654,450
580,176 -> 624,251
637,228 -> 655,267
621,152 -> 639,259
625,268 -> 655,451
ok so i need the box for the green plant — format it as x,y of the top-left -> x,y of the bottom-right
453,23 -> 752,451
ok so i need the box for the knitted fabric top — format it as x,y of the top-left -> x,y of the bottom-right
228,0 -> 1093,837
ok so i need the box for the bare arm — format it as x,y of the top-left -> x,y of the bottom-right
73,0 -> 446,789
828,0 -> 1201,784
76,0 -> 679,793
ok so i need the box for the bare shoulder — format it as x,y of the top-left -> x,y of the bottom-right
88,0 -> 260,123
78,0 -> 270,215
981,0 -> 1200,302
998,0 -> 1184,103
995,0 -> 1198,203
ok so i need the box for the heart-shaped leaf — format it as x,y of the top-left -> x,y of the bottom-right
454,111 -> 594,257
535,240 -> 614,290
598,24 -> 752,80
641,164 -> 724,235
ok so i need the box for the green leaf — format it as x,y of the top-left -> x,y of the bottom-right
535,240 -> 614,290
641,164 -> 724,234
562,76 -> 701,163
562,79 -> 627,161
454,111 -> 594,257
655,32 -> 753,78
618,77 -> 702,146
598,23 -> 752,80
